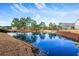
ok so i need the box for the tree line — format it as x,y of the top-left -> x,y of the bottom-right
11,17 -> 62,30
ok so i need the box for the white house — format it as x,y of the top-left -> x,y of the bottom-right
75,19 -> 79,29
12,27 -> 17,30
59,23 -> 75,30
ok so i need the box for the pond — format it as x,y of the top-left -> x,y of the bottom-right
8,32 -> 79,56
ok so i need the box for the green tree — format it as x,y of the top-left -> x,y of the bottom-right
39,22 -> 46,30
49,22 -> 53,30
19,17 -> 26,29
31,20 -> 37,30
56,25 -> 62,30
11,18 -> 20,29
49,22 -> 57,30
26,17 -> 33,29
52,23 -> 57,30
71,26 -> 75,29
26,17 -> 33,24
11,17 -> 34,30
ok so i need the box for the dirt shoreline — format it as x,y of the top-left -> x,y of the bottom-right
0,32 -> 40,56
55,30 -> 79,42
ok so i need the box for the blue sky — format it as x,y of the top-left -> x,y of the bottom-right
0,3 -> 79,26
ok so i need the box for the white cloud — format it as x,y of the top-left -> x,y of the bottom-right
73,10 -> 79,14
11,3 -> 29,13
43,17 -> 61,25
58,9 -> 79,19
10,6 -> 21,14
33,14 -> 41,20
10,3 -> 38,15
10,3 -> 67,19
0,18 -> 13,26
0,21 -> 11,26
35,3 -> 47,9
32,14 -> 60,26
0,15 -> 2,17
0,14 -> 4,18
32,14 -> 42,24
70,10 -> 79,16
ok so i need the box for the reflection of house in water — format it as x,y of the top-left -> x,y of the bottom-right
59,23 -> 75,30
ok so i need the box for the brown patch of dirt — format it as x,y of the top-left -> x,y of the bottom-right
0,32 -> 39,56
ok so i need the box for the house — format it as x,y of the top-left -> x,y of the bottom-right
0,26 -> 11,29
75,20 -> 79,29
59,23 -> 75,30
12,27 -> 17,30
0,26 -> 2,29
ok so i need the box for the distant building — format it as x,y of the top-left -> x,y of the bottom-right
59,23 -> 75,30
75,19 -> 79,29
12,27 -> 17,30
0,26 -> 2,29
0,26 -> 11,29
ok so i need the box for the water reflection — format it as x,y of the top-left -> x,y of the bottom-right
13,33 -> 27,41
8,32 -> 79,56
49,33 -> 56,39
13,32 -> 46,43
14,33 -> 37,43
39,32 -> 45,40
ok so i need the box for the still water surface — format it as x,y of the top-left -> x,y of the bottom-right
8,32 -> 79,56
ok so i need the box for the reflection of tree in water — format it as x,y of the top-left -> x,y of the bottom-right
58,35 -> 62,39
13,33 -> 59,42
38,32 -> 46,40
48,33 -> 56,39
13,32 -> 37,43
31,33 -> 37,43
13,33 -> 26,41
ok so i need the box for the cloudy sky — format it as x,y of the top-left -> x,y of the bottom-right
0,3 -> 79,26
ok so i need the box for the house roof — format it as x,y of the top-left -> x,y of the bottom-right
59,23 -> 75,27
